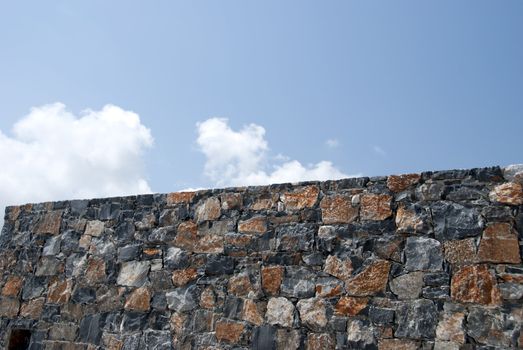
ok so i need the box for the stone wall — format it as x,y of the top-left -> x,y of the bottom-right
0,165 -> 522,349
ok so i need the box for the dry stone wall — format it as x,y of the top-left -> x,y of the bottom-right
0,165 -> 522,349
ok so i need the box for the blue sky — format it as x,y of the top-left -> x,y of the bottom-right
0,1 -> 522,209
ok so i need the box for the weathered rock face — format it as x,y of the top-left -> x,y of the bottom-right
0,164 -> 522,349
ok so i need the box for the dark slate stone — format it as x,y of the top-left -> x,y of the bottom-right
190,309 -> 213,333
122,332 -> 142,350
150,271 -> 174,290
275,224 -> 316,252
369,306 -> 394,325
165,285 -> 199,312
22,276 -> 46,301
422,286 -> 450,300
302,252 -> 324,266
164,247 -> 189,269
346,319 -> 377,350
205,255 -> 234,275
99,202 -> 121,220
423,272 -> 450,287
467,307 -> 519,348
280,266 -> 316,298
223,296 -> 244,319
329,316 -> 348,332
445,185 -> 488,201
78,313 -> 104,344
71,287 -> 96,304
148,226 -> 176,243
159,207 -> 188,226
137,194 -> 155,206
405,237 -> 443,272
151,293 -> 167,310
345,220 -> 396,237
115,220 -> 135,242
120,312 -> 148,332
252,325 -> 276,350
264,252 -> 302,265
69,199 -> 89,216
118,244 -> 142,262
140,330 -> 172,350
431,201 -> 483,240
149,311 -> 171,331
395,299 -> 438,339
470,166 -> 504,182
41,305 -> 61,323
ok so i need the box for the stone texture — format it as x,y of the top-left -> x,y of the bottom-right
266,297 -> 294,327
47,279 -> 72,304
467,307 -> 520,348
477,222 -> 521,264
117,261 -> 150,287
124,287 -> 151,312
436,312 -> 465,344
405,236 -> 443,271
323,255 -> 353,283
215,320 -> 244,343
431,201 -> 483,240
166,191 -> 195,204
238,216 -> 267,234
360,194 -> 392,220
334,296 -> 368,316
228,273 -> 254,296
261,265 -> 284,295
282,185 -> 319,210
241,299 -> 264,325
35,211 -> 62,235
195,197 -> 221,223
85,220 -> 105,237
166,285 -> 199,312
443,238 -> 477,266
320,195 -> 358,224
1,275 -> 23,297
171,268 -> 198,287
387,173 -> 421,192
297,297 -> 328,330
451,265 -> 501,305
346,259 -> 391,296
306,333 -> 335,350
395,299 -> 438,339
346,319 -> 377,349
276,329 -> 301,350
489,182 -> 523,205
395,205 -> 428,233
174,221 -> 224,254
379,339 -> 419,350
0,297 -> 19,317
390,272 -> 424,299
19,297 -> 45,319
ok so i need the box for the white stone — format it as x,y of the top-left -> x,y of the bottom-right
266,297 -> 295,328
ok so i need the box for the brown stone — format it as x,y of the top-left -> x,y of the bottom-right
251,198 -> 274,210
451,264 -> 501,305
102,334 -> 123,350
170,312 -> 187,336
225,234 -> 252,248
124,287 -> 151,312
335,296 -> 368,316
85,220 -> 104,237
1,275 -> 23,297
0,297 -> 20,317
320,195 -> 358,224
346,259 -> 391,296
378,339 -> 419,350
238,216 -> 267,234
436,312 -> 465,344
166,191 -> 195,205
387,174 -> 421,193
174,221 -> 224,253
85,258 -> 106,284
306,333 -> 335,350
324,255 -> 353,282
47,279 -> 73,304
282,186 -> 320,210
215,320 -> 244,343
443,239 -> 477,265
276,329 -> 301,350
35,211 -> 62,235
499,273 -> 523,284
477,222 -> 521,264
20,297 -> 45,319
228,274 -> 254,296
221,192 -> 243,210
195,197 -> 221,223
78,234 -> 92,249
489,182 -> 523,205
241,299 -> 264,325
395,206 -> 424,233
199,286 -> 216,309
315,282 -> 343,298
172,268 -> 198,287
261,265 -> 284,295
360,194 -> 392,220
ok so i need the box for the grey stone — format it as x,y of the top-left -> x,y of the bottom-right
117,244 -> 141,262
395,299 -> 438,339
71,287 -> 96,304
122,333 -> 142,350
99,202 -> 121,220
89,237 -> 116,258
35,257 -> 62,276
275,224 -> 316,252
78,313 -> 104,344
121,312 -> 148,332
117,260 -> 150,287
148,226 -> 176,243
281,270 -> 316,299
205,254 -> 234,275
422,286 -> 450,300
166,285 -> 199,312
48,322 -> 78,341
390,272 -> 424,299
498,283 -> 523,300
223,295 -> 243,319
405,237 -> 443,271
164,247 -> 189,269
503,163 -> 523,182
431,202 -> 483,240
42,236 -> 61,256
346,319 -> 377,350
140,330 -> 172,350
275,329 -> 302,350
252,325 -> 276,350
416,182 -> 445,201
266,297 -> 295,328
424,272 -> 449,287
369,306 -> 394,325
467,307 -> 519,348
22,276 -> 46,300
115,220 -> 135,242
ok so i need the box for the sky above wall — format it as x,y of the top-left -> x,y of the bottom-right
0,1 -> 522,220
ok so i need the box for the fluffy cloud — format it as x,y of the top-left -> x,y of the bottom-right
196,118 -> 350,187
0,103 -> 153,226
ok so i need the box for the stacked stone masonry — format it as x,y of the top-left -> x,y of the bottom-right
1,165 -> 522,349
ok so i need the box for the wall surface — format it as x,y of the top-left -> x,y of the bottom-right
0,165 -> 522,350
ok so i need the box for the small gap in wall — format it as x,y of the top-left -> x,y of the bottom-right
7,329 -> 32,350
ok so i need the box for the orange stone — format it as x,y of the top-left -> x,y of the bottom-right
220,193 -> 243,210
215,320 -> 244,343
443,239 -> 478,266
85,258 -> 106,284
335,296 -> 368,316
35,211 -> 62,235
170,312 -> 187,335
451,265 -> 501,305
225,234 -> 253,248
346,260 -> 391,296
20,297 -> 45,319
1,276 -> 23,297
315,283 -> 343,298
174,221 -> 224,254
199,286 -> 216,309
124,287 -> 151,312
324,255 -> 353,282
477,222 -> 521,264
47,279 -> 72,304
387,174 -> 421,193
228,274 -> 254,296
489,182 -> 523,205
360,194 -> 392,221
172,268 -> 198,287
395,206 -> 424,233
306,333 -> 335,350
241,299 -> 264,326
261,265 -> 284,295
238,216 -> 268,234
320,195 -> 359,224
379,339 -> 419,350
251,198 -> 273,210
283,186 -> 320,210
166,191 -> 195,205
143,248 -> 162,258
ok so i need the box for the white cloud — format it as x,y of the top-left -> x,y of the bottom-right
196,118 -> 352,187
0,103 -> 153,227
373,145 -> 386,156
325,138 -> 340,148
